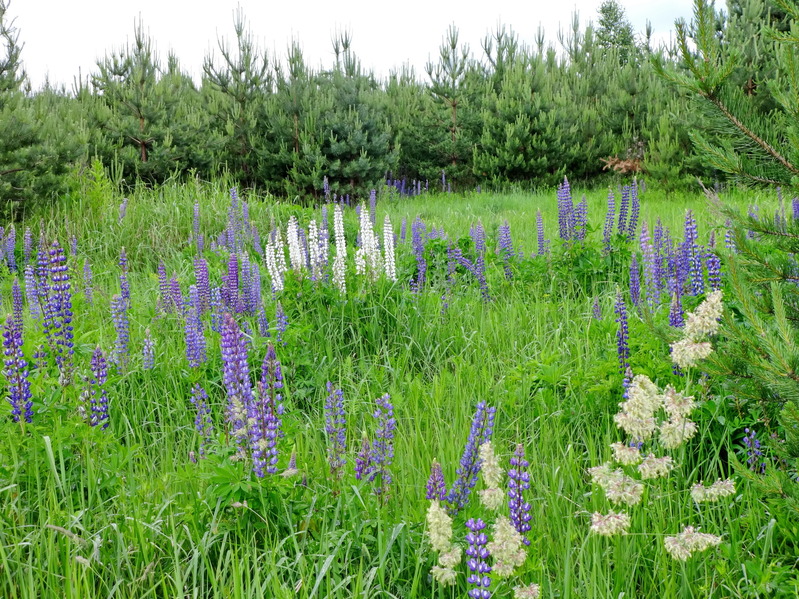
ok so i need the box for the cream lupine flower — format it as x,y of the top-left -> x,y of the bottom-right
683,290 -> 723,339
273,229 -> 288,276
307,220 -> 321,279
264,242 -> 284,293
383,215 -> 397,282
610,442 -> 642,466
664,526 -> 722,560
286,216 -> 304,271
670,338 -> 713,369
590,510 -> 631,536
659,416 -> 698,449
478,441 -> 505,511
514,583 -> 541,599
332,205 -> 347,294
637,454 -> 675,479
690,479 -> 735,503
487,515 -> 527,578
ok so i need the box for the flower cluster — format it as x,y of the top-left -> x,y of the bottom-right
447,401 -> 496,515
664,526 -> 722,561
426,499 -> 461,585
478,442 -> 504,511
324,382 -> 346,477
508,443 -> 532,543
690,479 -> 735,503
3,316 -> 32,423
670,290 -> 723,369
365,393 -> 396,497
465,518 -> 492,599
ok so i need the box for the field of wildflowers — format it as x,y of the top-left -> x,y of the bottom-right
0,175 -> 791,598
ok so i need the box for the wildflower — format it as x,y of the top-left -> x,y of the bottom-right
281,450 -> 300,477
588,463 -> 643,506
664,526 -> 721,561
447,401 -> 496,515
220,313 -> 254,448
426,499 -> 454,553
426,459 -> 447,501
190,383 -> 213,457
630,255 -> 641,306
617,184 -> 629,238
109,295 -> 129,372
411,217 -> 427,292
276,302 -> 288,345
465,518 -> 492,599
84,346 -> 109,429
536,209 -> 548,256
24,266 -> 40,320
332,204 -> 347,294
659,416 -> 698,449
661,385 -> 696,418
590,510 -> 631,536
383,215 -> 397,282
286,216 -> 304,272
366,393 -> 396,497
118,197 -> 128,222
185,286 -> 206,368
557,176 -> 574,241
478,441 -> 504,511
513,583 -> 541,599
637,454 -> 675,479
743,428 -> 766,473
669,338 -> 713,369
508,443 -> 532,544
11,279 -> 22,334
610,442 -> 642,466
683,290 -> 723,339
603,189 -> 615,254
142,328 -> 155,369
355,431 -> 371,480
690,479 -> 735,503
194,257 -> 211,313
613,374 -> 660,441
614,290 -> 629,374
157,261 -> 171,314
324,382 -> 346,477
119,247 -> 130,307
3,315 -> 32,423
250,344 -> 284,476
487,515 -> 526,578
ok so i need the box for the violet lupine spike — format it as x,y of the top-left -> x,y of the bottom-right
669,291 -> 684,328
592,296 -> 602,320
223,254 -> 240,313
411,218 -> 427,292
365,393 -> 396,497
447,401 -> 496,515
465,518 -> 492,599
793,198 -> 799,221
707,250 -> 722,291
190,383 -> 213,458
157,261 -> 171,314
355,432 -> 371,480
536,210 -> 547,256
110,294 -> 129,372
325,382 -> 347,478
194,257 -> 210,314
617,185 -> 629,238
5,226 -> 16,272
471,222 -> 490,301
275,302 -> 288,345
498,221 -> 514,280
627,179 -> 640,241
252,343 -> 285,475
23,228 -> 32,267
614,290 -> 630,374
724,219 -> 737,253
426,459 -> 447,501
3,315 -> 32,423
220,313 -> 254,448
185,285 -> 206,368
574,195 -> 588,242
70,235 -> 77,257
118,198 -> 128,223
142,328 -> 155,370
508,443 -> 532,545
82,345 -> 109,429
47,241 -> 74,380
252,225 -> 262,256
210,287 -> 223,333
602,189 -> 615,254
239,254 -> 253,315
170,276 -> 184,316
743,428 -> 766,473
193,200 -> 202,252
629,255 -> 641,307
653,220 -> 668,300
683,211 -> 704,296
83,261 -> 93,306
119,247 -> 130,307
400,218 -> 407,244
24,266 -> 40,320
11,278 -> 23,334
557,177 -> 573,242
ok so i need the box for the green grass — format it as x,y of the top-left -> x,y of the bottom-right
0,178 -> 791,598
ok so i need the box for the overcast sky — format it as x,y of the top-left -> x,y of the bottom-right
9,0 -> 696,90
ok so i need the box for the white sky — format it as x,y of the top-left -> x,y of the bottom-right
9,0 -> 695,90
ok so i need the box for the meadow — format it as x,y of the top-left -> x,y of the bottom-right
0,172 -> 790,599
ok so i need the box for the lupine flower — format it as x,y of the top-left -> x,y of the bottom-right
239,254 -> 253,315
45,241 -> 74,380
592,296 -> 602,320
617,185 -> 629,238
465,518 -> 492,599
11,279 -> 23,334
574,195 -> 588,242
355,202 -> 382,281
193,200 -> 203,252
23,227 -> 32,266
222,254 -> 240,313
24,265 -> 40,320
84,345 -> 109,429
664,526 -> 721,561
355,431 -> 371,480
627,179 -> 640,241
157,261 -> 171,314
706,249 -> 722,291
185,285 -> 206,368
640,222 -> 657,306
498,221 -> 514,280
487,515 -> 527,578
447,401 -> 496,515
614,290 -> 629,374
508,443 -> 532,544
400,217 -> 407,244
589,511 -> 631,536
366,393 -> 396,497
724,219 -> 736,252
118,198 -> 128,222
690,478 -> 735,503
683,211 -> 704,296
3,315 -> 32,423
383,215 -> 397,282
308,220 -> 321,281
478,441 -> 504,510
5,226 -> 16,272
426,459 -> 447,501
209,287 -> 223,333
82,261 -> 93,306
265,241 -> 284,294
743,428 -> 766,473
536,209 -> 547,256
194,257 -> 210,313
470,222 -> 490,301
220,313 -> 254,448
411,217 -> 427,292
557,177 -> 574,241
603,189 -> 616,254
190,383 -> 213,458
332,204 -> 347,294
286,216 -> 304,272
325,382 -> 346,477
249,344 -> 285,476
275,302 -> 288,345
629,255 -> 641,306
142,328 -> 155,369
110,295 -> 129,372
653,220 -> 669,298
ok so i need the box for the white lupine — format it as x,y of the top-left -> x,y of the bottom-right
383,214 -> 397,282
273,229 -> 288,276
332,205 -> 347,294
307,220 -> 321,280
355,203 -> 382,281
286,216 -> 304,271
264,242 -> 284,293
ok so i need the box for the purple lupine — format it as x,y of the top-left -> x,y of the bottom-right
707,249 -> 722,291
536,210 -> 547,256
508,443 -> 532,544
442,244 -> 459,313
222,254 -> 240,313
724,219 -> 737,253
11,279 -> 23,334
465,518 -> 492,599
325,382 -> 347,478
239,254 -> 253,315
23,228 -> 32,266
557,177 -> 574,241
653,220 -> 668,300
5,226 -> 15,272
275,301 -> 288,345
193,200 -> 202,252
471,222 -> 490,301
355,432 -> 371,480
142,328 -> 155,370
498,221 -> 514,280
190,383 -> 213,458
24,266 -> 39,320
574,195 -> 588,242
185,285 -> 206,368
400,218 -> 407,244
252,224 -> 262,256
669,291 -> 684,328
119,247 -> 130,307
228,188 -> 240,253
83,261 -> 93,306
614,290 -> 630,374
683,211 -> 704,296
627,179 -> 640,241
168,277 -> 183,317
3,315 -> 32,423
603,189 -> 616,254
118,198 -> 128,222
250,263 -> 262,316
194,257 -> 210,314
640,222 -> 657,307
46,241 -> 74,379
629,255 -> 641,307
592,296 -> 602,320
70,235 -> 77,257
210,287 -> 223,333
220,313 -> 254,447
157,261 -> 171,314
411,218 -> 427,292
743,428 -> 766,473
366,393 -> 396,497
793,198 -> 799,221
250,344 -> 284,476
426,459 -> 447,501
110,294 -> 129,372
85,345 -> 109,429
617,185 -> 630,238
447,401 -> 496,515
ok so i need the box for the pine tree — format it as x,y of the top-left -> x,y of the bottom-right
595,0 -> 637,65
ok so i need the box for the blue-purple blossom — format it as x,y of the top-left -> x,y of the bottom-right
706,249 -> 722,292
191,383 -> 213,458
683,210 -> 704,296
276,301 -> 288,345
170,277 -> 184,316
592,296 -> 602,320
194,257 -> 210,314
465,518 -> 492,599
366,393 -> 396,497
629,255 -> 641,307
400,218 -> 407,244
24,265 -> 40,320
603,189 -> 616,254
85,345 -> 109,429
536,210 -> 548,256
614,290 -> 630,374
220,313 -> 254,447
447,401 -> 496,515
119,247 -> 130,307
498,221 -> 514,280
508,443 -> 532,544
110,294 -> 129,372
11,278 -> 23,335
185,285 -> 206,368
23,228 -> 32,266
574,195 -> 588,242
3,315 -> 32,423
557,177 -> 574,241
5,226 -> 16,272
426,459 -> 447,501
669,291 -> 684,329
250,344 -> 285,476
70,234 -> 78,257
355,432 -> 371,480
325,382 -> 347,477
627,180 -> 640,241
142,328 -> 155,370
743,428 -> 766,474
193,200 -> 203,252
157,261 -> 171,314
411,218 -> 427,292
44,241 -> 74,380
617,185 -> 629,238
